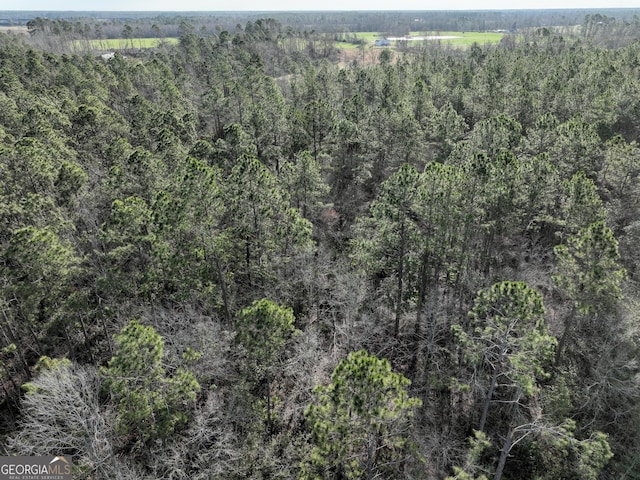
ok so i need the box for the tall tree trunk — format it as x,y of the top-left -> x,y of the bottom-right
212,249 -> 231,323
266,376 -> 273,436
494,426 -> 513,480
479,366 -> 499,433
415,247 -> 430,336
554,307 -> 577,367
394,221 -> 406,338
494,388 -> 524,480
78,315 -> 95,364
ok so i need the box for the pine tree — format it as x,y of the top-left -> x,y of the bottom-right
102,320 -> 200,443
303,350 -> 421,479
236,298 -> 296,435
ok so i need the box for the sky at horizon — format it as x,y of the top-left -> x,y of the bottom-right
4,0 -> 640,12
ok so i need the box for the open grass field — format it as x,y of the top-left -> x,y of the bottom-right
334,32 -> 379,50
71,30 -> 501,57
336,30 -> 504,51
77,37 -> 179,50
0,26 -> 28,34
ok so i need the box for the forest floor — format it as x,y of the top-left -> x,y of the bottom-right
338,46 -> 381,66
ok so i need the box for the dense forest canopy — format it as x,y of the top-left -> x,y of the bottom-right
1,8 -> 640,479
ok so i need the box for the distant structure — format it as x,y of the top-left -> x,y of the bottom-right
374,39 -> 391,47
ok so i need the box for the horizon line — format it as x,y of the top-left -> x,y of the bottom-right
3,7 -> 640,12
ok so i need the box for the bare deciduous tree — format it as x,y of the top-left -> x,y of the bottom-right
8,361 -> 138,480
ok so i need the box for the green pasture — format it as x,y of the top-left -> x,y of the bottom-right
75,37 -> 179,51
334,31 -> 380,50
336,30 -> 504,50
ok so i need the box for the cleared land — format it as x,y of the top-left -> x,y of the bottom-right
76,30 -> 501,55
0,26 -> 28,34
76,37 -> 180,50
336,30 -> 504,50
430,31 -> 505,46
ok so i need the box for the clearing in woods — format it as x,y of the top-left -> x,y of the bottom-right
336,31 -> 504,65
